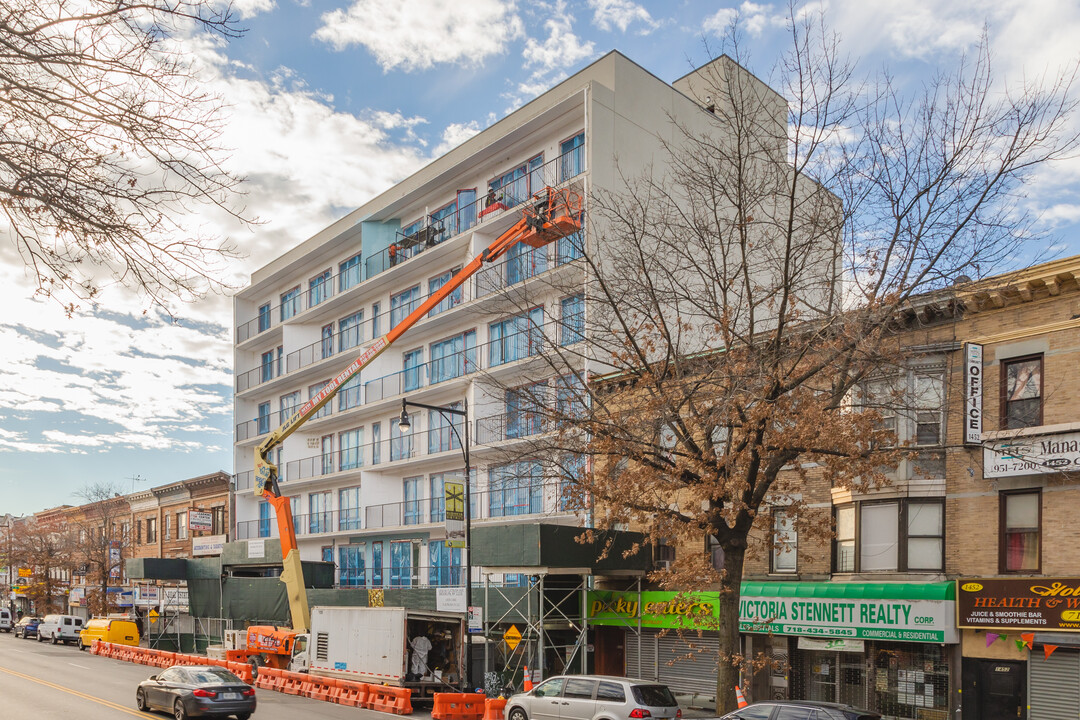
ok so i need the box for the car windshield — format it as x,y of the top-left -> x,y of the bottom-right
186,668 -> 242,685
631,685 -> 676,707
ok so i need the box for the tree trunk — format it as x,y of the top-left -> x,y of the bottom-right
715,545 -> 746,714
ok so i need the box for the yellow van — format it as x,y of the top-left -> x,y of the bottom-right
78,617 -> 140,649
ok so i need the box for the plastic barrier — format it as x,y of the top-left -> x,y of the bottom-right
227,661 -> 254,685
257,666 -> 286,692
90,640 -> 104,656
305,675 -> 337,702
157,651 -> 177,668
370,684 -> 414,715
334,680 -> 370,707
432,693 -> 485,720
484,697 -> 508,720
280,670 -> 307,696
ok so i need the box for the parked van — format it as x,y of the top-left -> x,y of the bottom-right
0,609 -> 11,632
78,617 -> 139,650
38,614 -> 84,645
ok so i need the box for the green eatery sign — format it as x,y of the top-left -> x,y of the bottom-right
587,582 -> 957,644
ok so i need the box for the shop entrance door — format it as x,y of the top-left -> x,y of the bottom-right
804,650 -> 865,705
963,659 -> 1024,720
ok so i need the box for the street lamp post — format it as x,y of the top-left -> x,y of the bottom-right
398,397 -> 473,691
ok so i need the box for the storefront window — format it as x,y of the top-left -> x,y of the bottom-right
872,642 -> 949,718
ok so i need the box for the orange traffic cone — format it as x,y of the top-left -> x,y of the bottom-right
734,686 -> 748,709
523,667 -> 533,692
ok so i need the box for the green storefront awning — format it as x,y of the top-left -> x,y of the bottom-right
740,581 -> 955,601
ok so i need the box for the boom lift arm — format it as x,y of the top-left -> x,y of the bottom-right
253,188 -> 582,633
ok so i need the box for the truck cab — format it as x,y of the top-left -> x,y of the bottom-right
288,633 -> 311,673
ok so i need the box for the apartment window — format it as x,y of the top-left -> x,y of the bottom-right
833,500 -> 944,573
403,348 -> 424,391
321,324 -> 334,359
429,402 -> 464,454
371,302 -> 380,336
371,541 -> 384,587
339,486 -> 361,531
339,253 -> 362,292
177,512 -> 187,540
280,286 -> 301,321
429,473 -> 447,522
403,477 -> 423,525
321,434 -> 334,475
308,381 -> 331,420
913,372 -> 944,445
1002,355 -> 1043,429
309,491 -> 331,534
560,295 -> 584,346
489,460 -> 544,517
258,502 -> 271,538
339,544 -> 365,587
506,242 -> 547,285
339,427 -> 363,471
276,345 -> 283,375
390,540 -> 418,587
211,506 -> 225,535
390,286 -> 421,327
506,384 -> 544,439
391,414 -> 416,461
430,331 -> 476,384
491,154 -> 543,206
489,308 -> 544,366
339,374 -> 362,412
309,269 -> 331,306
555,374 -> 586,419
1001,490 -> 1041,573
261,350 -> 276,383
257,303 -> 272,332
430,199 -> 457,244
771,509 -> 797,574
372,422 -> 382,464
322,546 -> 333,562
559,132 -> 584,182
338,310 -> 364,352
279,391 -> 300,424
428,540 -> 462,586
136,520 -> 142,545
257,402 -> 271,435
145,517 -> 157,543
428,269 -> 463,316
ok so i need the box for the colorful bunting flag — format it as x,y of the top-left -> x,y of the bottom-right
1045,644 -> 1059,660
1021,633 -> 1034,649
985,632 -> 999,647
1015,639 -> 1026,652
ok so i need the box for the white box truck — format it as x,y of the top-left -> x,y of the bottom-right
294,606 -> 467,695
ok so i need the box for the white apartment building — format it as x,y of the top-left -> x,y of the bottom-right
231,51 -> 790,589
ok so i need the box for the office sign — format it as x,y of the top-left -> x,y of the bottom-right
958,578 -> 1080,631
984,430 -> 1080,478
247,538 -> 265,559
109,542 -> 121,579
135,586 -> 160,607
445,481 -> 465,549
740,594 -> 955,643
436,587 -> 467,613
192,534 -> 226,556
963,343 -> 983,445
160,587 -> 189,613
189,511 -> 213,532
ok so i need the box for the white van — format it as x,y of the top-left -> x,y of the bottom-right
38,614 -> 84,645
0,609 -> 11,632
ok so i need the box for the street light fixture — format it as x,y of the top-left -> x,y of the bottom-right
398,397 -> 474,691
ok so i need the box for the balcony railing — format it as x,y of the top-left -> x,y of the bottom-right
474,411 -> 545,444
235,318 -> 579,442
364,144 -> 586,278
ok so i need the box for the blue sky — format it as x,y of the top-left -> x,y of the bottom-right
2,0 -> 1079,516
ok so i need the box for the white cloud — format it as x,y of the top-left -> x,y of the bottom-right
313,0 -> 525,71
512,1 -> 594,108
704,2 -> 787,38
588,0 -> 658,34
434,121 -> 483,156
230,0 -> 276,19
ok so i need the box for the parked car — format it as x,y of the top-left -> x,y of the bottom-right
14,616 -> 42,639
506,675 -> 681,720
79,617 -> 139,650
721,700 -> 882,720
38,614 -> 85,645
0,608 -> 12,632
135,665 -> 256,720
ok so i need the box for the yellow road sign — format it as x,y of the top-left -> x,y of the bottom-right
503,624 -> 522,651
148,609 -> 159,618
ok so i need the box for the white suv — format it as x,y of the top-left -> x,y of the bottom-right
38,614 -> 84,645
0,609 -> 11,632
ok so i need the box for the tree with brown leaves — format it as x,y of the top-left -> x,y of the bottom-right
477,13 -> 1078,712
0,0 -> 249,312
8,515 -> 76,615
72,482 -> 131,616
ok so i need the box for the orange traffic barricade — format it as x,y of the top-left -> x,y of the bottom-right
280,669 -> 306,696
253,666 -> 277,691
305,675 -> 337,702
336,680 -> 370,707
370,685 -> 414,715
432,693 -> 485,720
484,697 -> 508,720
226,661 -> 254,684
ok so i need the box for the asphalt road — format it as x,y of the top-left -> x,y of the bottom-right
0,630 -> 419,720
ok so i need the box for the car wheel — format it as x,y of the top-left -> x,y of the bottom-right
51,633 -> 59,645
136,688 -> 149,712
509,707 -> 529,720
36,633 -> 43,642
173,699 -> 187,720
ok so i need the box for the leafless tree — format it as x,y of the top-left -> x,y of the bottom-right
8,516 -> 76,615
477,13 -> 1078,712
73,482 -> 131,615
0,0 -> 250,312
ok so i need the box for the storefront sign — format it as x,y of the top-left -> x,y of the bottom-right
189,511 -> 213,532
963,343 -> 983,445
68,586 -> 85,607
984,430 -> 1080,478
160,587 -> 189,613
958,578 -> 1080,631
740,594 -> 955,643
109,542 -> 121,579
588,590 -> 720,630
247,538 -> 265,559
192,534 -> 226,556
797,637 -> 865,652
436,587 -> 466,613
135,586 -> 160,607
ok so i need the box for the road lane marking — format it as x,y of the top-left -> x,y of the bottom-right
67,662 -> 92,669
0,665 -> 146,718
